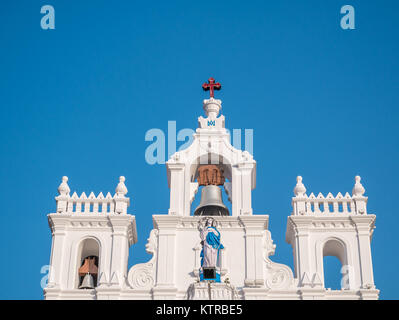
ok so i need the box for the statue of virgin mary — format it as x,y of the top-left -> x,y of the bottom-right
199,218 -> 224,269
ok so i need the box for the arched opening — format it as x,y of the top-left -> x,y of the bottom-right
187,152 -> 234,216
76,238 -> 100,289
322,238 -> 349,290
323,256 -> 342,290
191,163 -> 232,216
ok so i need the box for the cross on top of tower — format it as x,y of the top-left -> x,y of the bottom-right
202,77 -> 221,98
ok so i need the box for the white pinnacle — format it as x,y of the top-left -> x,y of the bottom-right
203,98 -> 222,119
352,175 -> 365,196
294,176 -> 307,197
115,176 -> 128,196
57,176 -> 70,196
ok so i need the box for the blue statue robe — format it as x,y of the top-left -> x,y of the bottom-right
200,226 -> 224,268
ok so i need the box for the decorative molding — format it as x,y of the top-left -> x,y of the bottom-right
127,229 -> 158,290
263,230 -> 295,291
186,281 -> 238,300
47,213 -> 137,245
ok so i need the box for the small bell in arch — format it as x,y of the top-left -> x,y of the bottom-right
78,256 -> 98,289
194,165 -> 229,216
79,272 -> 95,289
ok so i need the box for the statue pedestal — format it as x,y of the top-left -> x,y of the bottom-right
186,281 -> 238,300
200,267 -> 220,282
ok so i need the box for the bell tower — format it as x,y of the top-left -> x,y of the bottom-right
148,77 -> 281,299
44,176 -> 137,300
286,176 -> 379,299
166,78 -> 257,218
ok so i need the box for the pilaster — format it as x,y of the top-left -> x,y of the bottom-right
152,215 -> 180,294
239,215 -> 268,287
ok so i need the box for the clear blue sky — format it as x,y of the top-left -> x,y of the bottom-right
0,0 -> 398,299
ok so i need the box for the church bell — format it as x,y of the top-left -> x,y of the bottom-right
79,272 -> 95,289
78,256 -> 98,289
194,165 -> 229,216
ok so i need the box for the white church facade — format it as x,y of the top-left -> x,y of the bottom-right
44,79 -> 379,300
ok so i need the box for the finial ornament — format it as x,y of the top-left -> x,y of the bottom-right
57,176 -> 70,196
352,175 -> 365,196
294,176 -> 307,197
115,176 -> 128,196
202,98 -> 222,120
202,77 -> 221,98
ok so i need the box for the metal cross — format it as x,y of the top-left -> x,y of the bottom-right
202,77 -> 221,98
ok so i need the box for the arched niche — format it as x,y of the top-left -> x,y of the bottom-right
75,237 -> 100,289
322,238 -> 350,290
167,127 -> 256,216
189,153 -> 233,216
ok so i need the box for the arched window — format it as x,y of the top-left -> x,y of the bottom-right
322,239 -> 349,290
76,238 -> 100,289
